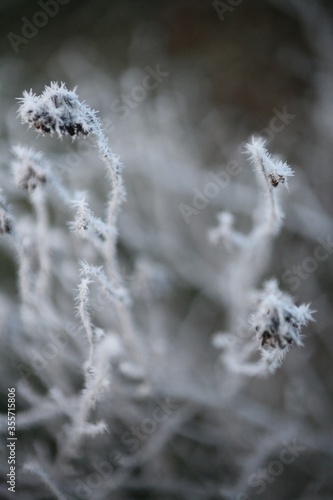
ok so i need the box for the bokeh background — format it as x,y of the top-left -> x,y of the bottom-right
1,0 -> 333,499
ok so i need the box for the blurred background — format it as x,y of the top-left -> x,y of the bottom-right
1,0 -> 333,499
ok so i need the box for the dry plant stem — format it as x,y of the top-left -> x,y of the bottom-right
228,151 -> 283,329
60,343 -> 110,458
12,234 -> 31,305
90,124 -> 124,279
93,128 -> 146,368
211,140 -> 314,375
23,462 -> 66,500
31,189 -> 51,297
14,229 -> 62,328
77,279 -> 94,376
17,83 -> 145,367
77,355 -> 108,429
251,149 -> 280,237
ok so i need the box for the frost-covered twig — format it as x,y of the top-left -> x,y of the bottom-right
208,211 -> 248,250
210,138 -> 314,374
0,189 -> 33,304
75,273 -> 95,380
17,81 -> 125,278
68,195 -> 116,252
60,336 -> 118,459
210,138 -> 294,323
245,136 -> 294,236
210,137 -> 294,250
18,82 -> 145,370
12,146 -> 51,297
79,259 -> 129,305
208,138 -> 293,331
23,461 -> 66,500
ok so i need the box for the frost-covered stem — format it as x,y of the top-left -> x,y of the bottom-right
12,234 -> 32,305
75,350 -> 109,430
23,462 -> 66,500
78,261 -> 144,367
250,148 -> 281,238
11,145 -> 52,301
31,189 -> 51,297
76,277 -> 95,379
18,82 -> 145,368
61,337 -> 110,458
221,139 -> 292,328
90,124 -> 124,280
210,139 -> 314,375
91,125 -> 145,368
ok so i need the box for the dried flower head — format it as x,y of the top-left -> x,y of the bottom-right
12,145 -> 47,193
245,137 -> 294,190
268,171 -> 286,188
17,82 -> 96,138
250,280 -> 315,372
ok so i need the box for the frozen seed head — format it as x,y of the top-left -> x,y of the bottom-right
250,279 -> 315,372
18,82 -> 96,138
245,137 -> 294,190
12,145 -> 47,193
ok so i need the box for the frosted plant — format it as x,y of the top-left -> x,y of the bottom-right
245,136 -> 294,234
18,82 -> 144,370
12,145 -> 47,193
0,72 -> 321,499
12,146 -> 51,298
11,144 -> 71,203
249,279 -> 314,373
211,137 -> 314,374
18,82 -> 95,138
68,195 -> 116,251
18,82 -> 125,278
0,189 -> 33,305
14,82 -> 148,462
23,462 -> 66,500
209,137 -> 294,249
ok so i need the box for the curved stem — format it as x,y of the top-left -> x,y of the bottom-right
251,149 -> 281,237
32,188 -> 51,297
92,126 -> 145,368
